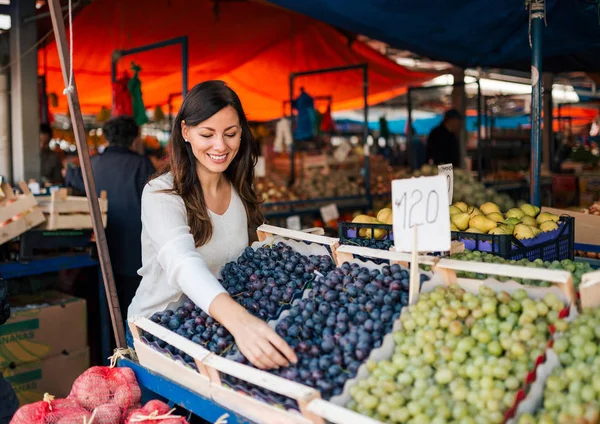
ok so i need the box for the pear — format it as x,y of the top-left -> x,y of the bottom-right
540,221 -> 559,233
499,223 -> 515,234
519,203 -> 537,217
505,208 -> 525,220
454,202 -> 468,213
520,216 -> 537,227
488,227 -> 508,235
486,212 -> 505,223
451,212 -> 470,231
384,214 -> 393,225
480,202 -> 501,215
468,206 -> 483,219
529,226 -> 542,237
504,217 -> 521,226
536,212 -> 559,225
376,208 -> 392,223
465,228 -> 484,234
533,206 -> 541,216
449,205 -> 462,216
513,224 -> 535,240
450,222 -> 458,232
469,215 -> 497,233
352,214 -> 376,224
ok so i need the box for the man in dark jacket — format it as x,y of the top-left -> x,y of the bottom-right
0,278 -> 19,423
65,116 -> 155,315
425,109 -> 463,167
40,123 -> 64,184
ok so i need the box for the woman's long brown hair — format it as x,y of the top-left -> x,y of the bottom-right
155,80 -> 264,247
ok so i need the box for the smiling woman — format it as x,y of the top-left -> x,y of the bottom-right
128,81 -> 298,371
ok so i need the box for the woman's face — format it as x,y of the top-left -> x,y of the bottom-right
182,105 -> 241,175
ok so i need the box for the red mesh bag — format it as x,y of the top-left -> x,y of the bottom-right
68,366 -> 141,422
10,395 -> 90,424
125,400 -> 188,423
112,71 -> 133,117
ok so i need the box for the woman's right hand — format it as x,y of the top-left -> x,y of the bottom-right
209,294 -> 298,370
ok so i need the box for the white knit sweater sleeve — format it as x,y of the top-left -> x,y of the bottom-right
141,179 -> 226,314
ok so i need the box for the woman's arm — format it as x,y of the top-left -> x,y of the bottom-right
142,179 -> 297,369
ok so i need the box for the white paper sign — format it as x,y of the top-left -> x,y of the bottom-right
320,203 -> 339,223
28,182 -> 41,195
255,156 -> 266,177
286,215 -> 301,231
437,163 -> 454,204
392,175 -> 451,252
333,142 -> 352,163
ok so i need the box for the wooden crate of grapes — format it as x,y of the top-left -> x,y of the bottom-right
36,188 -> 108,230
309,259 -> 576,424
0,182 -> 45,246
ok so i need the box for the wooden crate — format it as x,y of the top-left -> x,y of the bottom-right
0,182 -> 45,246
37,189 -> 108,230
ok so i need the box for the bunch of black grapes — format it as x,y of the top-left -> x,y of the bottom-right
146,243 -> 335,359
226,262 -> 430,404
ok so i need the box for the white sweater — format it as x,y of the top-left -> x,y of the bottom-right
128,173 -> 248,319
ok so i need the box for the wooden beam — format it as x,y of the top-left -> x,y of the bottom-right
47,0 -> 126,348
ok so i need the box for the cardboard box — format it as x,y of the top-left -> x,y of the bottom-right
3,347 -> 89,406
0,291 -> 87,368
542,207 -> 600,246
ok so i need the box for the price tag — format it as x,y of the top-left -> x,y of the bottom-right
320,203 -> 339,223
28,181 -> 41,195
392,175 -> 450,252
437,163 -> 454,204
286,215 -> 301,231
255,156 -> 266,177
333,142 -> 352,163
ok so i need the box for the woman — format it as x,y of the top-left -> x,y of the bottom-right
128,81 -> 297,370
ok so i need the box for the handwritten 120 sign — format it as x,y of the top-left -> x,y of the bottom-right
392,175 -> 451,253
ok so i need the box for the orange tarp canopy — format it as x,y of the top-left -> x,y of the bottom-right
39,0 -> 435,121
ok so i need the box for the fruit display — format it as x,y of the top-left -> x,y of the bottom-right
294,168 -> 365,199
226,262 -> 430,407
256,177 -> 299,205
347,284 -> 566,423
517,308 -> 600,424
450,201 -> 561,240
410,165 -> 516,212
581,201 -> 600,216
147,243 -> 335,359
446,250 -> 592,289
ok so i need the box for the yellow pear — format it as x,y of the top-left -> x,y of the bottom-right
513,224 -> 535,240
536,212 -> 559,225
504,217 -> 521,226
539,221 -> 559,233
449,205 -> 462,216
465,228 -> 484,234
529,226 -> 541,237
451,212 -> 470,231
376,208 -> 392,223
499,223 -> 515,234
468,206 -> 483,219
352,215 -> 376,224
480,202 -> 501,215
505,208 -> 525,220
488,227 -> 508,235
533,206 -> 541,216
384,214 -> 393,225
519,203 -> 537,217
520,216 -> 537,227
450,223 -> 458,231
486,212 -> 505,223
469,215 -> 497,233
453,202 -> 468,213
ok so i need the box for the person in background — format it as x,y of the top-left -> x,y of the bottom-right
40,123 -> 64,184
408,125 -> 426,170
426,109 -> 463,167
65,116 -> 155,316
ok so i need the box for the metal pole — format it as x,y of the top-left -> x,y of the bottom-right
363,65 -> 371,209
477,79 -> 483,181
407,88 -> 414,168
181,36 -> 188,98
289,74 -> 295,186
40,75 -> 49,124
530,0 -> 545,206
48,0 -> 126,348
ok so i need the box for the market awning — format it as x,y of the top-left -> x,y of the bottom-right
39,0 -> 436,121
265,0 -> 600,72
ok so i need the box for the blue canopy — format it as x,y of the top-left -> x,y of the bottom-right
266,0 -> 600,72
